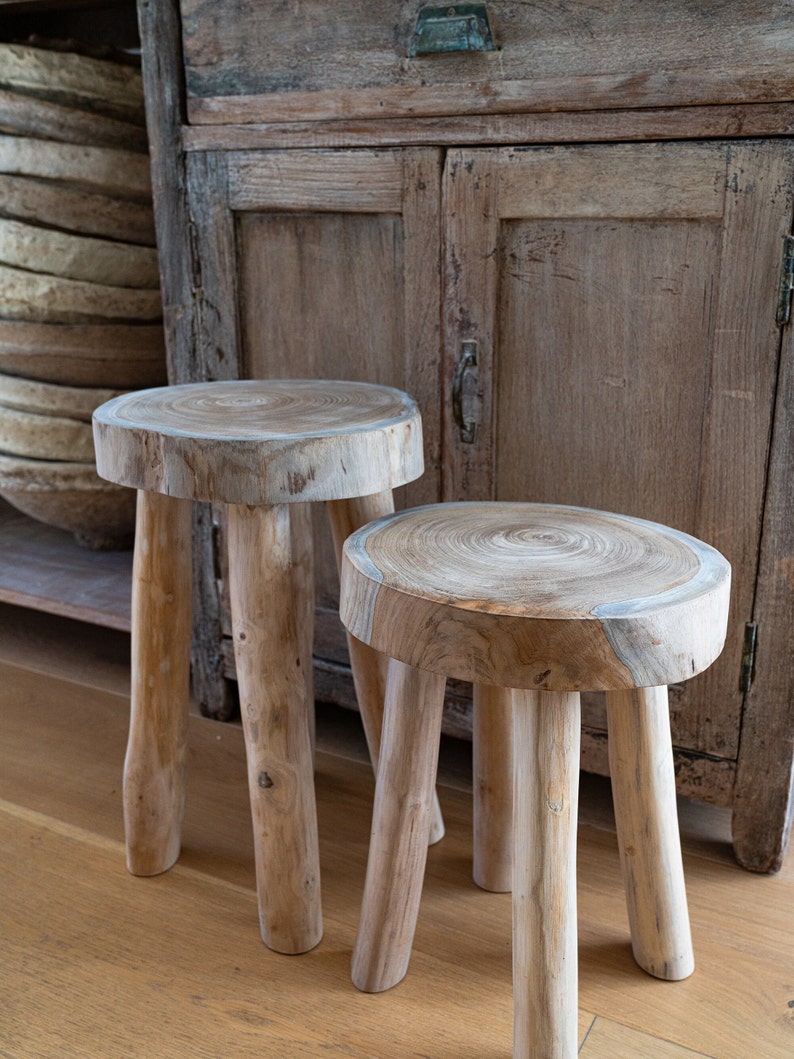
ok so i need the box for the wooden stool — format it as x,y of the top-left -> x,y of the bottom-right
92,378 -> 429,956
339,502 -> 731,1057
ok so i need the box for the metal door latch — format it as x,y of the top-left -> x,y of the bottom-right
410,4 -> 495,57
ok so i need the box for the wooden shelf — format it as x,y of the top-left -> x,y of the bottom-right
0,501 -> 131,630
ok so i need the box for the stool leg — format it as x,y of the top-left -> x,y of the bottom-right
227,501 -> 322,955
328,493 -> 445,845
289,503 -> 316,754
513,689 -> 580,1059
606,686 -> 694,981
351,658 -> 447,993
124,489 -> 192,877
473,683 -> 514,892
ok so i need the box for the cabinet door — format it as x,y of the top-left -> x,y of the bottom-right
185,147 -> 442,676
443,141 -> 793,775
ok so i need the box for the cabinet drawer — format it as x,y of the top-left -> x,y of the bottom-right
179,1 -> 794,125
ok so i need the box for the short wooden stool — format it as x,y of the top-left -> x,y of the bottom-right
340,502 -> 731,1058
92,378 -> 427,956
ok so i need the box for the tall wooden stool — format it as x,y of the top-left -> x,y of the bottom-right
92,378 -> 429,956
340,502 -> 731,1057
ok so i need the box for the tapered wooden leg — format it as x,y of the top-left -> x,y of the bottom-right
606,686 -> 694,981
124,489 -> 192,877
289,503 -> 315,754
513,689 -> 580,1059
351,658 -> 447,992
328,493 -> 444,844
227,502 -> 322,955
473,683 -> 514,892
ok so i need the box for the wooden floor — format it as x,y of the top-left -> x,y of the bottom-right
1,602 -> 792,1058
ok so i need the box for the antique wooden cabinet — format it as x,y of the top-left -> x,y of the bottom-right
137,1 -> 794,872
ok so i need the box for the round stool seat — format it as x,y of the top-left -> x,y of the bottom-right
93,378 -> 423,504
341,501 -> 731,691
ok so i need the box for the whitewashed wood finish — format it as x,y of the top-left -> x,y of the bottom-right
327,492 -> 445,845
93,380 -> 424,505
0,173 -> 156,246
0,219 -> 159,288
124,489 -> 192,875
606,686 -> 694,980
341,503 -> 731,691
351,658 -> 447,992
0,404 -> 95,462
473,683 -> 513,892
0,320 -> 166,388
289,502 -> 316,754
513,689 -> 580,1059
0,373 -> 124,423
227,501 -> 322,954
0,264 -> 162,324
0,43 -> 145,123
0,134 -> 151,200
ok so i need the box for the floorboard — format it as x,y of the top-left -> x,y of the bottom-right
0,609 -> 792,1058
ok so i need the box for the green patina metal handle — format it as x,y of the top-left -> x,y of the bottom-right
410,4 -> 496,57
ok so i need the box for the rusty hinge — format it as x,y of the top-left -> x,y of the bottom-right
739,621 -> 758,693
776,235 -> 794,325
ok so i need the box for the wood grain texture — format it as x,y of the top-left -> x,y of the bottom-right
93,379 -> 424,504
472,683 -> 513,892
0,134 -> 151,200
0,172 -> 155,245
179,0 -> 794,121
124,489 -> 192,875
0,218 -> 159,288
227,501 -> 322,954
513,689 -> 581,1059
0,42 -> 145,123
0,372 -> 122,422
351,659 -> 447,992
0,263 -> 162,324
341,502 -> 731,691
606,687 -> 694,981
2,649 -> 793,1058
0,320 -> 166,388
0,88 -> 148,151
326,491 -> 445,846
0,404 -> 95,461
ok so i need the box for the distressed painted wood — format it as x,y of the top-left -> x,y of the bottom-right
124,489 -> 192,876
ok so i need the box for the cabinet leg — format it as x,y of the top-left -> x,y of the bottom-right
227,502 -> 322,955
473,683 -> 514,892
513,689 -> 580,1059
606,686 -> 694,981
124,490 -> 192,877
328,493 -> 444,844
351,659 -> 447,992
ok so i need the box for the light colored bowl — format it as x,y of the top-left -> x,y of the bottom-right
0,262 -> 162,324
0,451 -> 135,549
0,133 -> 151,200
0,217 -> 159,287
0,319 -> 166,387
0,371 -> 124,421
0,43 -> 145,124
0,402 -> 96,460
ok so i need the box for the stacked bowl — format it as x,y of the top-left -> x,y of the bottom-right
0,40 -> 166,548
